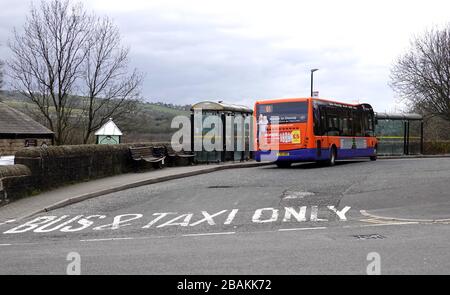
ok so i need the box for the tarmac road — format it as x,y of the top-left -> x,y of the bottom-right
1,158 -> 449,274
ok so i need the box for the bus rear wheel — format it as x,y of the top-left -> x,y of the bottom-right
276,161 -> 292,168
328,147 -> 337,166
370,145 -> 377,161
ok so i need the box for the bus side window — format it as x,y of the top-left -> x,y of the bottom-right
341,111 -> 350,136
322,105 -> 331,135
326,107 -> 340,136
313,103 -> 322,135
353,110 -> 363,137
365,112 -> 374,137
318,105 -> 327,136
337,107 -> 348,136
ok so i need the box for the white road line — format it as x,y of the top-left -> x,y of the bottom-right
132,235 -> 173,240
80,237 -> 135,242
278,227 -> 327,232
0,219 -> 16,226
359,210 -> 448,223
182,231 -> 236,237
359,222 -> 419,227
0,244 -> 12,246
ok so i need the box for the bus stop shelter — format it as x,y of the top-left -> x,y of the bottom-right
191,101 -> 253,163
375,113 -> 423,155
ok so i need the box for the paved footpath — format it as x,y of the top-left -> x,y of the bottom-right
0,161 -> 270,221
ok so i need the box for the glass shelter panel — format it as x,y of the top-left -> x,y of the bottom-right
375,114 -> 423,156
408,120 -> 422,155
376,119 -> 405,155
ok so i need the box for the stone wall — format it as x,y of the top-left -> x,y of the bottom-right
0,165 -> 33,206
0,138 -> 53,156
13,142 -> 174,189
0,142 -> 191,207
14,144 -> 135,190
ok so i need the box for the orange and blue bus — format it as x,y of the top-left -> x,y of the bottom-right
254,97 -> 377,167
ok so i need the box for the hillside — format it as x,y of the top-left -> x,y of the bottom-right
0,91 -> 191,143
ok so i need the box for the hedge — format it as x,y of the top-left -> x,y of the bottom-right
423,141 -> 450,155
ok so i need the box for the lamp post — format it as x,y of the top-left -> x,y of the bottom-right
310,68 -> 318,97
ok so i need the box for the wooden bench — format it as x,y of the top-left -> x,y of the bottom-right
165,146 -> 195,166
129,146 -> 166,170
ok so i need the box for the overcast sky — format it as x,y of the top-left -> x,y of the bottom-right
1,0 -> 449,112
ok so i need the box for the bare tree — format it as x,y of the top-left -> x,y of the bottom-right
8,0 -> 91,144
0,58 -> 4,92
390,25 -> 450,122
8,0 -> 142,145
80,17 -> 142,144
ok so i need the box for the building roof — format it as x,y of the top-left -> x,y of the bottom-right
191,101 -> 253,113
94,118 -> 123,136
0,102 -> 54,135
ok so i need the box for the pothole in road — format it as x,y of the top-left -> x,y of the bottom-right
352,234 -> 386,240
279,190 -> 341,208
207,185 -> 235,189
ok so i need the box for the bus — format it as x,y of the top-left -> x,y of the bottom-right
254,98 -> 377,167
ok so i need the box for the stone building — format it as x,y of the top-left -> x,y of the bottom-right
0,102 -> 54,155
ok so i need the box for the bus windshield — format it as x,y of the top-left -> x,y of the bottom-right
257,101 -> 308,124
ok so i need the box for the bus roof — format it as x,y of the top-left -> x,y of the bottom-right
255,97 -> 369,107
